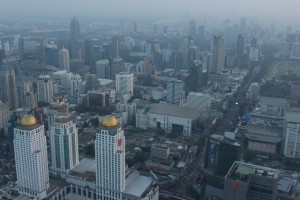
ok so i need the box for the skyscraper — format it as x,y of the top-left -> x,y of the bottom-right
95,115 -> 125,199
236,34 -> 245,68
0,65 -> 18,110
112,35 -> 120,60
14,115 -> 49,199
17,81 -> 37,110
58,48 -> 70,72
116,72 -> 133,102
189,60 -> 203,92
189,20 -> 196,38
37,75 -> 53,103
50,114 -> 79,178
70,16 -> 82,59
70,74 -> 82,97
212,36 -> 226,74
95,59 -> 110,79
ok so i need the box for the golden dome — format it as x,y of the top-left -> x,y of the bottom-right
101,115 -> 119,127
20,115 -> 37,127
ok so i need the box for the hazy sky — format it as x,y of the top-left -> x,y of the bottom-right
1,0 -> 300,24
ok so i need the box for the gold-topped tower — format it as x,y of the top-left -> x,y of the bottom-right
20,115 -> 37,126
101,115 -> 119,127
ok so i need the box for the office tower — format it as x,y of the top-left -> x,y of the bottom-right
37,75 -> 53,103
112,58 -> 125,79
70,16 -> 82,59
0,101 -> 9,131
47,98 -> 68,139
251,37 -> 257,48
187,46 -> 197,70
283,110 -> 300,158
45,43 -> 59,67
189,20 -> 196,38
116,72 -> 133,102
84,39 -> 98,72
167,79 -> 184,104
204,134 -> 241,176
58,48 -> 70,72
95,115 -> 125,199
0,65 -> 18,110
14,115 -> 49,199
240,17 -> 247,35
189,60 -> 203,92
87,90 -> 110,108
153,24 -> 158,35
199,26 -> 205,39
50,114 -> 79,178
224,162 -> 279,200
236,34 -> 245,68
112,35 -> 121,60
212,36 -> 226,74
70,74 -> 82,97
17,81 -> 38,110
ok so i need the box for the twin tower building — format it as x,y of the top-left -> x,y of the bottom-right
13,114 -> 130,199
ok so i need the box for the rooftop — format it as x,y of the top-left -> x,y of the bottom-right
285,111 -> 300,124
124,171 -> 153,198
226,161 -> 280,183
148,104 -> 202,120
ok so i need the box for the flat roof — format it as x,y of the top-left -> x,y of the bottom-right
71,158 -> 96,174
148,104 -> 201,120
226,161 -> 280,183
124,171 -> 153,197
285,111 -> 300,124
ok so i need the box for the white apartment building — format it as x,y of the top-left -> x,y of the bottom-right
14,115 -> 49,199
95,115 -> 126,199
58,48 -> 70,72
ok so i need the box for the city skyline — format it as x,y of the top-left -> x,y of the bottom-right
1,0 -> 300,26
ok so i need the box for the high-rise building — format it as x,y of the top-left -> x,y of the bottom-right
0,65 -> 18,110
84,39 -> 98,72
189,60 -> 203,92
50,114 -> 79,178
112,35 -> 121,60
199,26 -> 205,39
0,101 -> 9,131
189,20 -> 196,38
17,81 -> 38,110
87,90 -> 110,108
45,44 -> 58,67
236,34 -> 245,68
70,74 -> 82,97
251,37 -> 257,48
37,75 -> 53,103
163,25 -> 168,35
167,79 -> 184,104
260,80 -> 291,98
47,97 -> 68,132
116,72 -> 133,102
212,36 -> 226,74
14,115 -> 49,199
224,162 -> 279,200
58,48 -> 70,72
95,115 -> 126,199
283,110 -> 300,159
204,134 -> 241,176
70,16 -> 82,59
95,59 -> 110,79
